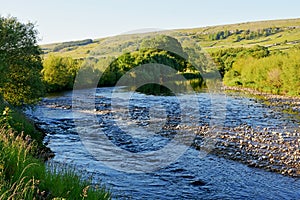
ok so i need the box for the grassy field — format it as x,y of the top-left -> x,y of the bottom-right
41,18 -> 300,59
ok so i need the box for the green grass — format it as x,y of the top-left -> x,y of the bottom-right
0,102 -> 111,199
0,99 -> 45,150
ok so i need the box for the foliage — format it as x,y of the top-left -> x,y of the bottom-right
210,45 -> 270,77
53,39 -> 93,52
0,106 -> 12,129
224,48 -> 300,95
74,58 -> 101,88
102,35 -> 196,84
280,49 -> 300,95
0,16 -> 44,106
140,35 -> 187,58
42,55 -> 81,92
209,30 -> 232,40
99,48 -> 193,87
208,27 -> 282,41
236,27 -> 282,41
0,100 -> 44,146
72,35 -> 203,88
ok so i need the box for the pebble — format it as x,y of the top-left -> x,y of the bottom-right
193,124 -> 300,177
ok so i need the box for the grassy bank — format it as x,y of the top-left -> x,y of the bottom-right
0,101 -> 111,199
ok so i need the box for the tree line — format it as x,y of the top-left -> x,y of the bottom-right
1,15 -> 299,109
211,44 -> 299,96
53,39 -> 93,52
43,35 -> 203,92
223,47 -> 300,95
208,27 -> 282,42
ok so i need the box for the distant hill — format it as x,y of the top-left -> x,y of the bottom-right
41,18 -> 300,59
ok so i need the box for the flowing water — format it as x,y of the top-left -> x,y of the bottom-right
26,87 -> 300,199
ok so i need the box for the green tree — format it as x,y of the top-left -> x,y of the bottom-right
42,55 -> 80,92
211,46 -> 270,77
281,50 -> 300,95
74,58 -> 101,88
140,35 -> 187,59
224,48 -> 300,96
0,16 -> 44,106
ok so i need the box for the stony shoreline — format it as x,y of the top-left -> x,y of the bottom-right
223,86 -> 300,114
193,125 -> 300,177
194,86 -> 300,177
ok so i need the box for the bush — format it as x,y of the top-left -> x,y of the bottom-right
223,48 -> 300,96
42,55 -> 81,92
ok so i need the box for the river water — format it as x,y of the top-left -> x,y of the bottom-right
26,87 -> 300,199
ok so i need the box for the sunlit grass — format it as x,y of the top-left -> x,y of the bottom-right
0,102 -> 111,199
0,125 -> 111,199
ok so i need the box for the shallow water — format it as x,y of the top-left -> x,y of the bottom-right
26,87 -> 300,199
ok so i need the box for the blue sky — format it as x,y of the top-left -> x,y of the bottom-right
1,0 -> 300,44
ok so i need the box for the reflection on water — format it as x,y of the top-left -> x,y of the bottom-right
129,78 -> 205,95
136,83 -> 175,96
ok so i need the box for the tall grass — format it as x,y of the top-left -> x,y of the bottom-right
0,126 -> 110,199
0,102 -> 111,199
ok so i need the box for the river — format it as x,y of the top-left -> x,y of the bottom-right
26,87 -> 300,199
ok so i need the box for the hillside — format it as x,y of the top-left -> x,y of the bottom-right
41,18 -> 300,59
40,18 -> 300,96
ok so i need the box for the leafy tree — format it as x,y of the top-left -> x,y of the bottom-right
98,36 -> 194,87
244,45 -> 270,58
281,50 -> 300,95
42,55 -> 80,92
224,48 -> 300,96
0,16 -> 44,106
209,30 -> 231,41
98,48 -> 195,87
140,35 -> 187,59
74,58 -> 101,88
211,45 -> 270,77
211,47 -> 245,77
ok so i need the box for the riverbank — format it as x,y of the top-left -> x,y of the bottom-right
193,124 -> 300,177
189,86 -> 300,177
27,87 -> 300,199
0,102 -> 111,199
32,87 -> 300,179
223,86 -> 300,114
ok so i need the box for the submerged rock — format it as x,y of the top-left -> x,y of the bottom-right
190,180 -> 206,186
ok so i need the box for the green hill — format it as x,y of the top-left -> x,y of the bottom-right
41,18 -> 300,96
41,18 -> 300,59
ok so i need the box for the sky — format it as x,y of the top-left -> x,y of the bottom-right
1,0 -> 300,44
